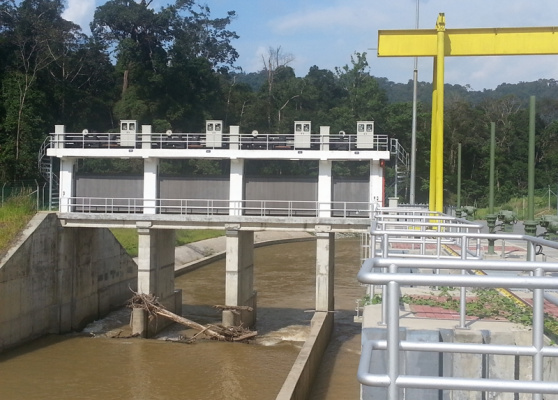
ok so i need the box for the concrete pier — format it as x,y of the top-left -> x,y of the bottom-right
135,224 -> 182,337
223,228 -> 256,328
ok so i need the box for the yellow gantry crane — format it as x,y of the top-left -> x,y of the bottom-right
378,13 -> 558,212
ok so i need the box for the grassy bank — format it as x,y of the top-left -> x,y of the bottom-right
0,196 -> 36,257
472,195 -> 555,220
0,197 -> 224,258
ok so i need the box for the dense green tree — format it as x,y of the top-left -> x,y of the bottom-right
0,0 -> 558,209
335,52 -> 388,123
91,0 -> 238,128
0,0 -> 85,179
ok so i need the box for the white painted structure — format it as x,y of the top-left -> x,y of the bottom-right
48,121 -> 390,215
47,121 -> 392,331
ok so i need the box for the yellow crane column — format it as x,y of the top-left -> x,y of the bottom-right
434,14 -> 445,212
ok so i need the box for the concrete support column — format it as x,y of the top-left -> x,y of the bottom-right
141,125 -> 152,150
320,126 -> 330,151
318,160 -> 332,218
55,125 -> 65,149
315,226 -> 335,312
223,228 -> 256,328
136,224 -> 175,298
59,158 -> 76,213
229,159 -> 244,216
143,158 -> 159,214
370,160 -> 384,209
135,224 -> 179,336
229,125 -> 240,150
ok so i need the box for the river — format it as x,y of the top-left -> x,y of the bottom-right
0,238 -> 365,400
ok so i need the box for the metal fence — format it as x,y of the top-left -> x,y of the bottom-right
0,181 -> 50,210
357,208 -> 558,399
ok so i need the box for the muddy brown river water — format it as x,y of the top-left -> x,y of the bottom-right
0,238 -> 365,400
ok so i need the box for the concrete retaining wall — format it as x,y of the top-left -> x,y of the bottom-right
276,311 -> 334,400
0,212 -> 137,352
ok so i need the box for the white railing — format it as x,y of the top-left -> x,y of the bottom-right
49,132 -> 390,152
358,210 -> 558,399
60,196 -> 374,218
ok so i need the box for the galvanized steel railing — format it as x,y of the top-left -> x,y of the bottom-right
59,196 -> 374,218
358,209 -> 558,399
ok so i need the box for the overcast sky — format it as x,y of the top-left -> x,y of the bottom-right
63,0 -> 558,90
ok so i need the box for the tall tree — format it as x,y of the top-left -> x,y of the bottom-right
335,52 -> 387,123
260,46 -> 295,132
91,0 -> 238,127
0,0 -> 76,162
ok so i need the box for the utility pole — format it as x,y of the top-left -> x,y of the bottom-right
409,0 -> 419,204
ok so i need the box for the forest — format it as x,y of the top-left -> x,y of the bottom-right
1,0 -> 558,207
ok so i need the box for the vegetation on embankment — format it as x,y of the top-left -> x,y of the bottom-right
0,197 -> 224,258
1,192 -> 556,258
473,193 -> 556,220
0,195 -> 36,258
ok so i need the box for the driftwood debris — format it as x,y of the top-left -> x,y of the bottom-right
129,292 -> 257,342
213,304 -> 254,315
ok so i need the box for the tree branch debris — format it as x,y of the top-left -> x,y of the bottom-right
129,292 -> 257,343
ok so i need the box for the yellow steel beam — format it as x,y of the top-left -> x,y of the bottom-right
378,26 -> 558,57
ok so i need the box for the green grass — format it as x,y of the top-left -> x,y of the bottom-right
110,228 -> 224,257
0,195 -> 36,256
0,195 -> 224,258
473,195 -> 555,220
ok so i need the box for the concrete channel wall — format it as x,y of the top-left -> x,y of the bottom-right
0,212 -> 137,353
276,312 -> 334,400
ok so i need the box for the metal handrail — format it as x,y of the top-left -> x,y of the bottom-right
48,132 -> 391,152
60,196 -> 374,218
358,214 -> 558,399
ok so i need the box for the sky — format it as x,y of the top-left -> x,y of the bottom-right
62,0 -> 558,90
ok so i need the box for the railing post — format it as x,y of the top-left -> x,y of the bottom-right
380,232 -> 389,326
533,267 -> 544,400
457,234 -> 468,329
387,263 -> 401,399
